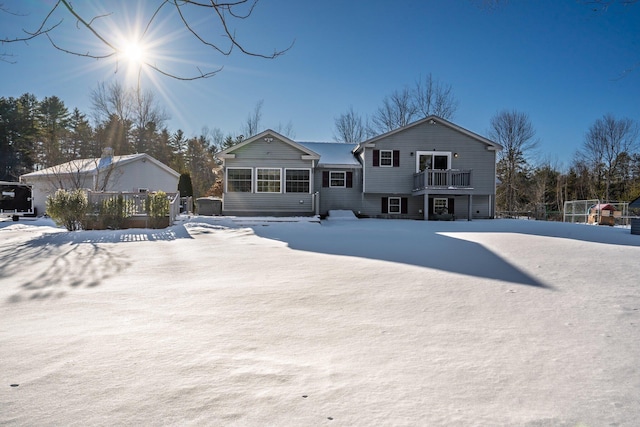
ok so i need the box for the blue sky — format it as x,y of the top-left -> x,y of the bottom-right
1,0 -> 639,167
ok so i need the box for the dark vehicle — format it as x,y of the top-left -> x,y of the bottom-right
0,181 -> 35,221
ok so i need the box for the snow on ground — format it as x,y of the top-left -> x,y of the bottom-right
1,216 -> 639,426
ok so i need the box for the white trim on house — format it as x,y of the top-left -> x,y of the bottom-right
433,197 -> 448,213
380,150 -> 393,167
354,115 -> 503,154
217,130 -> 321,160
255,167 -> 283,194
329,171 -> 347,188
415,151 -> 452,172
226,167 -> 253,193
388,197 -> 402,213
284,168 -> 312,194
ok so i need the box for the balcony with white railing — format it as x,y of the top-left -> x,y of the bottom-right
413,169 -> 473,193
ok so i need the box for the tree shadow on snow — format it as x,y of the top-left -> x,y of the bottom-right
0,224 -> 192,303
251,219 -> 560,289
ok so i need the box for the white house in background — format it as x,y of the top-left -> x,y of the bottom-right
20,150 -> 180,215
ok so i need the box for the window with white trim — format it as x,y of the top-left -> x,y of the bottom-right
434,198 -> 448,214
388,197 -> 401,213
256,168 -> 281,193
285,169 -> 310,193
227,168 -> 252,192
380,150 -> 393,167
330,171 -> 346,188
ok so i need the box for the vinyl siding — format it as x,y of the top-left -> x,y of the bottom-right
222,137 -> 317,215
314,167 -> 363,215
112,161 -> 178,193
359,193 -> 421,219
363,120 -> 497,195
223,192 -> 315,214
354,194 -> 493,220
231,138 -> 307,160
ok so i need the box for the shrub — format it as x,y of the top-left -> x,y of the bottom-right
146,191 -> 169,228
99,194 -> 135,229
178,173 -> 194,197
46,189 -> 88,231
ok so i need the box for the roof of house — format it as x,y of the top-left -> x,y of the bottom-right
298,142 -> 361,168
629,196 -> 640,209
20,153 -> 179,179
355,115 -> 503,152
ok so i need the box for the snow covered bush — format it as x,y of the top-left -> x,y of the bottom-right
45,189 -> 88,231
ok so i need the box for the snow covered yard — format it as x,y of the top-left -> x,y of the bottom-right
1,216 -> 639,426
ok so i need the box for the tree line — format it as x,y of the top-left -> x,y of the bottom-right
0,83 -> 230,197
489,111 -> 640,217
2,77 -> 639,212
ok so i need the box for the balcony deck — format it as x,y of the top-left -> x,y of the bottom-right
412,169 -> 473,195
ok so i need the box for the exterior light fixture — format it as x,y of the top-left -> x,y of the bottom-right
454,153 -> 459,158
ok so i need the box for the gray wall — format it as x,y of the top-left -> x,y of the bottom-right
220,125 -> 498,219
222,136 -> 317,215
362,120 -> 497,195
314,167 -> 363,216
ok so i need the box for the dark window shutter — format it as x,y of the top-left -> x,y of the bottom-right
448,198 -> 455,214
322,171 -> 329,187
373,150 -> 380,167
346,171 -> 353,188
381,197 -> 388,214
401,197 -> 408,214
393,150 -> 400,167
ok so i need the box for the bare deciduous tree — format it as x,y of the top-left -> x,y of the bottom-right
413,73 -> 458,120
42,153 -> 120,195
579,114 -> 639,201
274,121 -> 295,139
131,89 -> 169,153
490,109 -> 538,213
369,74 -> 458,134
91,82 -> 167,154
333,106 -> 367,143
242,100 -> 263,138
371,87 -> 417,134
1,0 -> 293,80
91,81 -> 132,125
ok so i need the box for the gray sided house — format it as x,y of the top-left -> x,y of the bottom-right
20,152 -> 180,215
354,116 -> 502,220
216,131 -> 326,216
216,116 -> 502,220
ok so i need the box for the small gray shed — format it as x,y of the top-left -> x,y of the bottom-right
196,197 -> 222,216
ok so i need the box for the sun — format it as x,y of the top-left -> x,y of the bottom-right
121,41 -> 145,64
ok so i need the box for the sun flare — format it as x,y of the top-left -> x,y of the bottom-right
122,41 -> 145,63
